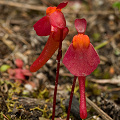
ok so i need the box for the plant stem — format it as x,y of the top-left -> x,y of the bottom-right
66,76 -> 77,120
78,76 -> 87,119
52,29 -> 63,120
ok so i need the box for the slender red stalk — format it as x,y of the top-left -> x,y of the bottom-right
66,76 -> 77,120
52,29 -> 63,120
78,76 -> 87,119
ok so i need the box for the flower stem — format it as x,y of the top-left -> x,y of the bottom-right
52,29 -> 63,120
66,76 -> 77,120
78,76 -> 87,119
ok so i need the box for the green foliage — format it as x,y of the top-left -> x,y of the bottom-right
95,41 -> 108,50
0,112 -> 4,119
92,84 -> 101,95
67,85 -> 79,98
103,72 -> 110,79
0,80 -> 24,115
0,79 -> 53,120
60,98 -> 67,118
32,88 -> 50,99
113,1 -> 120,10
38,88 -> 49,99
114,48 -> 120,56
88,82 -> 101,96
30,105 -> 52,118
92,33 -> 100,41
0,64 -> 10,72
73,85 -> 80,97
92,68 -> 102,78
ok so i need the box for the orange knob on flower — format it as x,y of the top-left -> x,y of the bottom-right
73,34 -> 90,49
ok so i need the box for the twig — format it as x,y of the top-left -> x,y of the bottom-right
1,34 -> 15,50
89,78 -> 120,85
64,10 -> 115,15
107,87 -> 120,92
0,0 -> 47,11
0,1 -> 117,15
86,97 -> 113,120
60,73 -> 73,77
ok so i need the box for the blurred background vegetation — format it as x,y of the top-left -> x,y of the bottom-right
0,0 -> 120,119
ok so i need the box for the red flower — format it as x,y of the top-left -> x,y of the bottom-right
63,19 -> 100,76
63,18 -> 100,119
30,2 -> 68,72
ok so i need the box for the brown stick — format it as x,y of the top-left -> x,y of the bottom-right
86,97 -> 113,120
0,1 -> 116,15
0,0 -> 47,11
89,78 -> 120,85
0,113 -> 9,120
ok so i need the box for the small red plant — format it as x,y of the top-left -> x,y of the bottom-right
30,2 -> 68,120
63,18 -> 100,119
8,59 -> 32,83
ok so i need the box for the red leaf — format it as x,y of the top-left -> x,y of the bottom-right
63,43 -> 100,76
57,2 -> 68,9
30,33 -> 59,72
15,59 -> 23,68
15,69 -> 25,80
22,69 -> 32,76
33,16 -> 51,36
49,11 -> 66,29
75,18 -> 87,34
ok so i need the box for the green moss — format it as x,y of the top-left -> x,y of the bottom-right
38,88 -> 49,99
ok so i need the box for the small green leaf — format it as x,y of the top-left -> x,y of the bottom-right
93,33 -> 100,41
113,2 -> 120,10
0,64 -> 10,72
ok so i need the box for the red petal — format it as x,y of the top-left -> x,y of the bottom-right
52,28 -> 61,42
49,11 -> 66,29
75,18 -> 87,34
63,27 -> 69,40
33,16 -> 51,36
52,27 -> 69,42
30,33 -> 59,72
63,43 -> 100,76
57,2 -> 68,9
